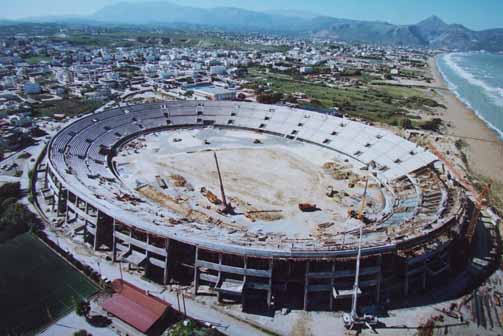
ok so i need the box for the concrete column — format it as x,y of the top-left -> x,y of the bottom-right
93,209 -> 99,251
404,263 -> 409,296
43,168 -> 48,189
267,259 -> 273,307
329,261 -> 336,311
64,189 -> 69,218
112,219 -> 117,262
56,188 -> 65,217
163,239 -> 170,285
422,261 -> 427,290
376,255 -> 382,303
303,261 -> 310,310
217,253 -> 223,302
193,247 -> 199,295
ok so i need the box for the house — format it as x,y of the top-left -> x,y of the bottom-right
23,82 -> 41,94
190,84 -> 236,101
102,280 -> 174,335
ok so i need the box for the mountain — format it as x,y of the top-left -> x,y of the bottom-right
91,2 -> 306,32
10,2 -> 503,51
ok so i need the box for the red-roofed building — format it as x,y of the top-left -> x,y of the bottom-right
102,279 -> 174,335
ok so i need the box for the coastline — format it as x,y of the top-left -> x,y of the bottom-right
428,55 -> 503,184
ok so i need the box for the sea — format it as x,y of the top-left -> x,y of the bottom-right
436,52 -> 503,140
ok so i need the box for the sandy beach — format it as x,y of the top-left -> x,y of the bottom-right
428,56 -> 503,184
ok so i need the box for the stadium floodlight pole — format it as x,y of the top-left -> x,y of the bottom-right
213,152 -> 228,207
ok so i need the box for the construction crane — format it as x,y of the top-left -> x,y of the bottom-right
342,227 -> 379,332
428,142 -> 475,195
342,176 -> 378,332
357,178 -> 369,221
466,183 -> 491,245
428,142 -> 491,246
213,152 -> 234,215
348,177 -> 370,224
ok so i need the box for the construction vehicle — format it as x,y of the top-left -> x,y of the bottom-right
200,187 -> 222,205
342,227 -> 379,332
299,203 -> 319,212
155,175 -> 168,189
348,178 -> 370,224
326,186 -> 336,198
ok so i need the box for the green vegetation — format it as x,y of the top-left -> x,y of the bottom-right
47,31 -> 288,51
248,71 -> 409,125
32,98 -> 102,118
168,320 -> 220,336
403,96 -> 445,109
455,138 -> 468,151
0,233 -> 99,335
73,330 -> 91,336
25,55 -> 51,64
245,67 -> 445,127
257,92 -> 284,104
75,300 -> 91,317
0,182 -> 40,243
470,174 -> 503,217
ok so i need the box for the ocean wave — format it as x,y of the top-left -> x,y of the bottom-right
443,53 -> 503,107
437,55 -> 503,140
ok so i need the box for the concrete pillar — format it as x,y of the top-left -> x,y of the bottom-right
64,190 -> 70,219
404,263 -> 409,296
376,255 -> 382,303
329,261 -> 336,311
163,239 -> 170,285
303,261 -> 310,310
422,261 -> 427,290
93,210 -> 99,251
56,188 -> 65,217
267,259 -> 273,307
217,253 -> 223,302
193,247 -> 199,295
112,219 -> 117,262
43,167 -> 48,189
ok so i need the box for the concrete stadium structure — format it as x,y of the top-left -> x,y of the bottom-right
37,101 -> 473,311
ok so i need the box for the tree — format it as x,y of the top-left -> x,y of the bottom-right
400,118 -> 413,130
73,330 -> 90,336
256,92 -> 283,104
75,300 -> 91,317
420,118 -> 442,132
0,182 -> 21,205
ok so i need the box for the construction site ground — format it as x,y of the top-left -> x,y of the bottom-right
114,128 -> 386,239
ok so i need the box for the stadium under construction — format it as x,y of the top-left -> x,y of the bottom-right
33,101 -> 487,311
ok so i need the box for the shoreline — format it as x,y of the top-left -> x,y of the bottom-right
436,53 -> 503,140
428,55 -> 503,184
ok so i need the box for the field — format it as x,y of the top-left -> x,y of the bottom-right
246,67 -> 440,126
0,233 -> 99,335
32,98 -> 102,118
116,128 -> 385,238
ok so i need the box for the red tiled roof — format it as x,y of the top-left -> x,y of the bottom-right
102,279 -> 170,333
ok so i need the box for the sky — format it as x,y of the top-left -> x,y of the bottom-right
1,0 -> 503,30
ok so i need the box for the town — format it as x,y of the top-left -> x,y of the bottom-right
0,19 -> 502,336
